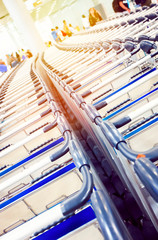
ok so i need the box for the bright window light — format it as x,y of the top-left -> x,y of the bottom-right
24,0 -> 42,11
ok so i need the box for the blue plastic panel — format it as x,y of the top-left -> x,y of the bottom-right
0,163 -> 75,210
33,206 -> 96,240
94,68 -> 156,106
103,88 -> 158,121
0,137 -> 64,177
124,117 -> 158,139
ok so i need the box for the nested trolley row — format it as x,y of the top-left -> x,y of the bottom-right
0,4 -> 158,240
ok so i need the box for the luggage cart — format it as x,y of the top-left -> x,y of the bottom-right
39,7 -> 158,238
1,5 -> 158,240
0,57 -> 131,240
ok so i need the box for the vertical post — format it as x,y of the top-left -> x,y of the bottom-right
2,0 -> 45,54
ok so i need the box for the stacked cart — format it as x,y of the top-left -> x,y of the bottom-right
0,4 -> 158,240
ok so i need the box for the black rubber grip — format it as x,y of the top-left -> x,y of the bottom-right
61,75 -> 68,80
43,122 -> 57,133
107,98 -> 130,114
113,116 -> 131,128
97,49 -> 102,54
73,83 -> 81,90
0,144 -> 11,152
53,69 -> 59,74
37,92 -> 44,99
31,76 -> 37,80
116,47 -> 124,55
0,97 -> 5,101
0,94 -> 5,99
0,165 -> 7,171
153,81 -> 158,86
92,89 -> 112,102
35,86 -> 42,92
151,50 -> 158,58
125,37 -> 136,43
140,41 -> 157,54
40,108 -> 52,118
48,65 -> 53,70
146,12 -> 157,20
112,42 -> 122,51
29,137 -> 54,153
58,73 -> 64,77
0,93 -> 6,98
34,82 -> 40,88
127,19 -> 135,25
1,87 -> 7,92
95,100 -> 107,110
66,78 -> 74,84
29,122 -> 49,134
6,105 -> 16,112
131,67 -> 151,79
89,49 -> 95,53
33,79 -> 39,84
131,47 -> 140,56
2,88 -> 8,92
0,92 -> 6,97
38,98 -> 47,105
31,165 -> 61,184
136,16 -> 146,23
81,89 -> 92,98
123,113 -> 157,134
138,35 -> 150,43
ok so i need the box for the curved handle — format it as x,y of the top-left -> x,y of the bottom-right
61,139 -> 93,215
117,141 -> 158,163
134,157 -> 158,202
131,47 -> 140,56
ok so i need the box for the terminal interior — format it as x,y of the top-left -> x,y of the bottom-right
0,1 -> 158,240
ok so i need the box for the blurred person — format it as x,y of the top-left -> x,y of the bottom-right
112,0 -> 130,13
18,49 -> 26,61
25,49 -> 33,58
51,27 -> 62,42
21,49 -> 27,60
68,24 -> 77,34
15,51 -> 21,62
47,41 -> 52,47
6,54 -> 17,68
63,20 -> 72,37
0,59 -> 7,73
10,52 -> 19,67
0,59 -> 6,65
51,28 -> 59,42
6,54 -> 13,68
89,7 -> 103,27
81,14 -> 90,29
55,26 -> 65,41
75,25 -> 80,32
61,29 -> 67,37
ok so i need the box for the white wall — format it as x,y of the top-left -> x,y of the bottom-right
98,0 -> 114,17
35,16 -> 53,42
0,20 -> 26,61
49,0 -> 115,32
49,0 -> 94,30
